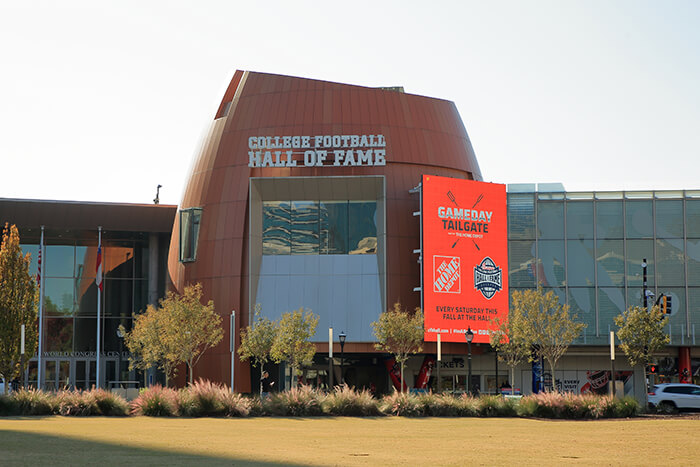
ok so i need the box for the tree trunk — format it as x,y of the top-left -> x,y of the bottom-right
511,366 -> 516,395
188,361 -> 193,386
400,361 -> 404,394
548,359 -> 557,392
260,364 -> 264,396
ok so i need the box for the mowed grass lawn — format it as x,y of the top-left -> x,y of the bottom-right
1,416 -> 699,466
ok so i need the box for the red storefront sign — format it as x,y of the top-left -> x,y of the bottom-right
422,175 -> 508,343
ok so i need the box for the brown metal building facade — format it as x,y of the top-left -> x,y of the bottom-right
167,71 -> 483,392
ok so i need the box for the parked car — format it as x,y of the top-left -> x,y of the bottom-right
648,383 -> 700,412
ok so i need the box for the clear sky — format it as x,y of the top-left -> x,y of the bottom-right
2,0 -> 699,205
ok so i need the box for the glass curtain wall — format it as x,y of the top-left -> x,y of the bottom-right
20,230 -> 149,387
507,189 -> 699,345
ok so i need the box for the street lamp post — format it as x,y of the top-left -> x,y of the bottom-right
465,327 -> 474,396
339,332 -> 346,386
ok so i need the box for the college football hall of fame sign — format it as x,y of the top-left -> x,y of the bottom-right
421,175 -> 509,343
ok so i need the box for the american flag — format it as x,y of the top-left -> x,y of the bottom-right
36,247 -> 41,288
96,245 -> 103,291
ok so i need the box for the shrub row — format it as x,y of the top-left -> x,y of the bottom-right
0,380 -> 640,419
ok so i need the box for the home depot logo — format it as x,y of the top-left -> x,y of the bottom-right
433,255 -> 461,293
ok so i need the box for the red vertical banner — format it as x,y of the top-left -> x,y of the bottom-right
422,175 -> 508,343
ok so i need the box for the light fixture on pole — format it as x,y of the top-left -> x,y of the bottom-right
230,310 -> 236,393
465,327 -> 474,396
339,332 -> 346,386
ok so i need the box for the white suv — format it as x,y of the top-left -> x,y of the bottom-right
648,383 -> 700,412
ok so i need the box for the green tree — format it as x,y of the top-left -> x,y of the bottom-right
614,304 -> 669,402
167,283 -> 223,384
270,308 -> 319,389
0,224 -> 38,393
490,305 -> 532,394
514,287 -> 585,392
371,302 -> 424,393
121,303 -> 177,386
238,304 -> 277,394
122,283 -> 223,386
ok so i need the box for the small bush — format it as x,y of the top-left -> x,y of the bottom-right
0,394 -> 18,416
264,385 -> 324,416
380,392 -> 423,417
323,385 -> 381,417
12,388 -> 55,415
130,385 -> 179,416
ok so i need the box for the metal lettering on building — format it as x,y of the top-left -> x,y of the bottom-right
248,134 -> 387,167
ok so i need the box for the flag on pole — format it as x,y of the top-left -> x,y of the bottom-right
96,245 -> 103,291
36,247 -> 41,288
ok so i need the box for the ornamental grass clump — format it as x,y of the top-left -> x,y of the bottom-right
90,389 -> 129,416
181,379 -> 227,417
478,394 -> 517,417
418,393 -> 461,417
323,385 -> 381,417
130,385 -> 178,417
11,388 -> 55,415
380,391 -> 423,417
456,394 -> 480,417
264,385 -> 324,416
55,390 -> 96,416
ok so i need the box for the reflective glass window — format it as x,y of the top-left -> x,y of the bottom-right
508,193 -> 535,239
320,201 -> 348,254
568,287 -> 596,333
348,201 -> 377,254
687,288 -> 700,341
105,244 -> 134,279
179,207 -> 202,262
263,201 -> 291,255
537,202 -> 564,239
538,240 -> 565,287
567,239 -> 595,287
43,278 -> 75,316
73,317 -> 96,351
626,200 -> 653,238
566,201 -> 593,239
598,288 -> 626,334
626,287 -> 645,310
656,200 -> 683,238
104,279 -> 133,318
687,239 -> 700,286
686,200 -> 700,237
45,245 -> 75,277
596,240 -> 625,286
75,245 -> 96,279
660,288 -> 686,330
656,239 -> 685,287
625,240 -> 654,287
134,280 -> 149,314
104,318 -> 131,352
292,201 -> 319,254
75,278 -> 97,316
44,318 -> 73,352
508,240 -> 536,287
20,243 -> 40,278
596,201 -> 623,239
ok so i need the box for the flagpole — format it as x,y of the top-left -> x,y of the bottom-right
96,226 -> 103,389
37,226 -> 45,389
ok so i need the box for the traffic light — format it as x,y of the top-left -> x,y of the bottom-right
646,364 -> 658,375
657,294 -> 672,314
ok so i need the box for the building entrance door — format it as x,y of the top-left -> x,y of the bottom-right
43,360 -> 71,390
